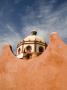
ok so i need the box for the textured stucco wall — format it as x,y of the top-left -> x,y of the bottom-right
0,32 -> 67,90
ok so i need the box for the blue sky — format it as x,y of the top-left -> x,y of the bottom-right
0,0 -> 67,52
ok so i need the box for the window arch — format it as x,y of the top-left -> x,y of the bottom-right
18,48 -> 21,54
26,45 -> 32,52
39,46 -> 44,53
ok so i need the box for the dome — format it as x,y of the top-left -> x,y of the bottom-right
16,30 -> 48,59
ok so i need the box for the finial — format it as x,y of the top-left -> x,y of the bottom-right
31,30 -> 37,35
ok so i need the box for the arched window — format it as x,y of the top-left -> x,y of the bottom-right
39,46 -> 44,53
26,45 -> 32,52
18,48 -> 21,54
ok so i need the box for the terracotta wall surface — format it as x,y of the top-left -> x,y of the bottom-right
0,32 -> 67,90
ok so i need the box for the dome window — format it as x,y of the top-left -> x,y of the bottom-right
26,45 -> 32,52
39,46 -> 44,53
18,48 -> 21,54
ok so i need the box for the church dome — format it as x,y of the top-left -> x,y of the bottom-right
16,30 -> 48,59
24,31 -> 44,42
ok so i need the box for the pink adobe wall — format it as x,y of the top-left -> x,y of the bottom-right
0,32 -> 67,90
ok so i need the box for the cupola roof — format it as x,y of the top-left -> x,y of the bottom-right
23,31 -> 45,42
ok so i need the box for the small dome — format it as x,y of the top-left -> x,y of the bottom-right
16,30 -> 48,59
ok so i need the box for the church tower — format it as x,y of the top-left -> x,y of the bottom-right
16,31 -> 47,59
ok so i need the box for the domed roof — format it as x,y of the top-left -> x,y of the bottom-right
24,31 -> 45,42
